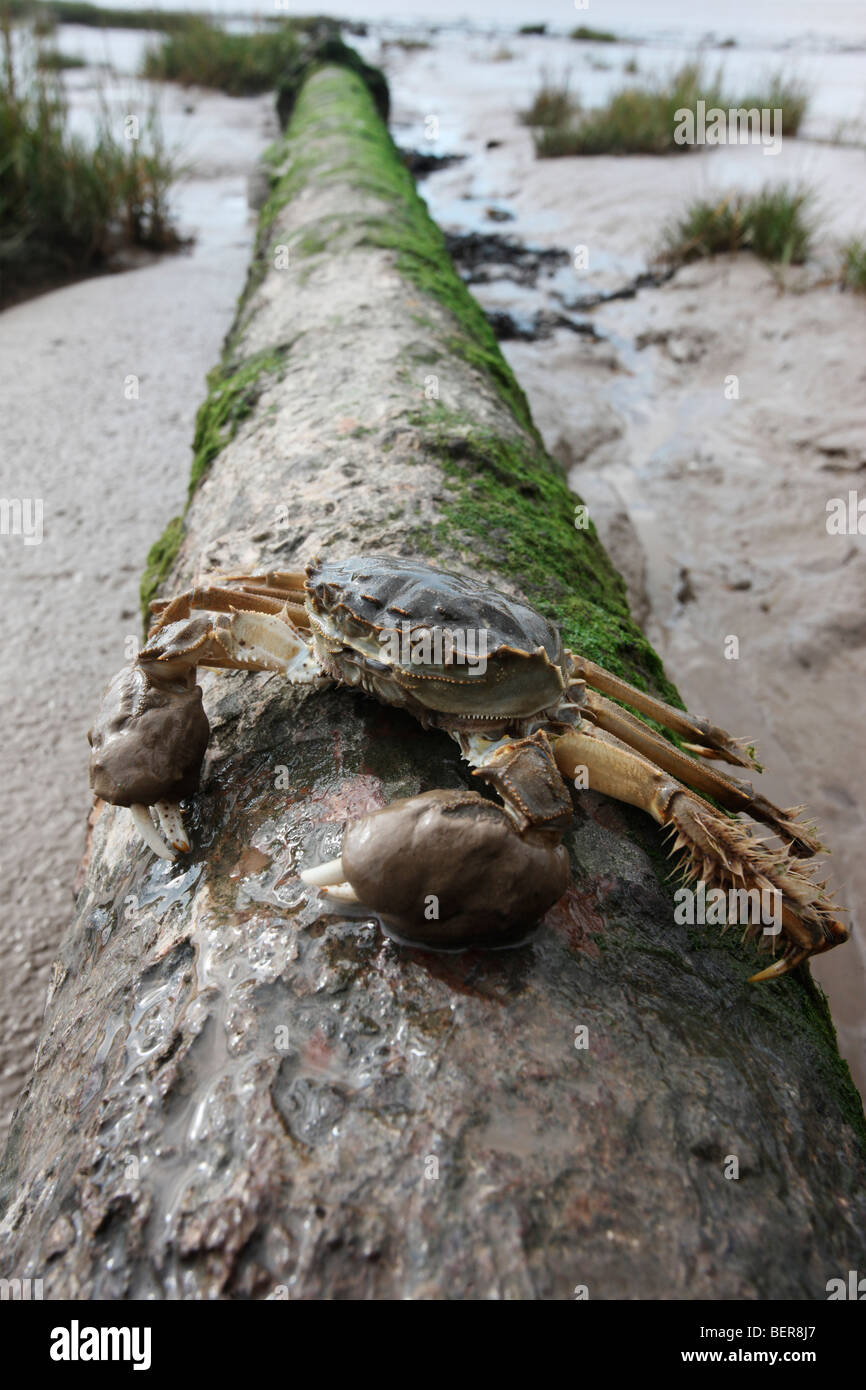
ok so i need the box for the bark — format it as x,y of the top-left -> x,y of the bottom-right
1,66 -> 864,1301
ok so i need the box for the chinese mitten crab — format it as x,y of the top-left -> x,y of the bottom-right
88,555 -> 847,981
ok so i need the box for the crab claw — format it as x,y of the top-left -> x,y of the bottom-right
131,804 -> 176,861
88,665 -> 209,809
88,663 -> 208,861
302,789 -> 570,948
155,800 -> 190,854
301,858 -> 348,887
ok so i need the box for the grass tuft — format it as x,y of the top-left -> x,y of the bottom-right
141,18 -> 304,96
840,237 -> 866,292
571,25 -> 618,42
518,68 -> 578,129
738,73 -> 809,136
34,47 -> 84,69
5,0 -> 205,32
381,36 -> 430,52
661,184 -> 815,265
528,62 -> 809,157
0,17 -> 180,304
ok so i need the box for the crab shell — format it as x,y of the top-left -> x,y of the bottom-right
304,555 -> 571,720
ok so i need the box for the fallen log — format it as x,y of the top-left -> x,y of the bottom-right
1,64 -> 864,1300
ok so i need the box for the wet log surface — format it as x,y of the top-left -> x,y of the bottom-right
1,66 -> 864,1300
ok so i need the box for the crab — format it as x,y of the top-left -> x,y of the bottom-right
88,554 -> 847,982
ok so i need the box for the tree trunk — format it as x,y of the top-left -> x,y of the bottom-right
1,66 -> 863,1301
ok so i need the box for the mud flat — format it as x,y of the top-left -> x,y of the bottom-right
0,49 -> 276,1143
1,64 -> 863,1301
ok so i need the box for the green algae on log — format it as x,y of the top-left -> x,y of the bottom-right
2,65 -> 864,1301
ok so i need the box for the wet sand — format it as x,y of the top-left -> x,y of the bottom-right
0,51 -> 276,1140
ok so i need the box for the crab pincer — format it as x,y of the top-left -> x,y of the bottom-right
87,573 -> 316,858
301,789 -> 570,948
87,664 -> 208,858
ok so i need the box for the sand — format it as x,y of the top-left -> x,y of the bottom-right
0,48 -> 277,1139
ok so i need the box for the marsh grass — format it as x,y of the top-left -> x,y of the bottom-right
571,25 -> 618,43
141,18 -> 303,96
518,68 -> 579,130
529,62 -> 810,157
382,37 -> 430,52
661,184 -> 815,265
35,47 -> 84,68
533,63 -> 721,155
738,73 -> 809,137
6,0 -> 202,31
840,237 -> 866,292
0,18 -> 180,303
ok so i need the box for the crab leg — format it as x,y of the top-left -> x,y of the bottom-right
211,572 -> 309,621
142,606 -> 321,683
568,655 -> 758,769
552,723 -> 846,980
219,570 -> 306,591
579,688 -> 821,856
222,586 -> 309,619
150,594 -> 310,632
149,584 -> 308,637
